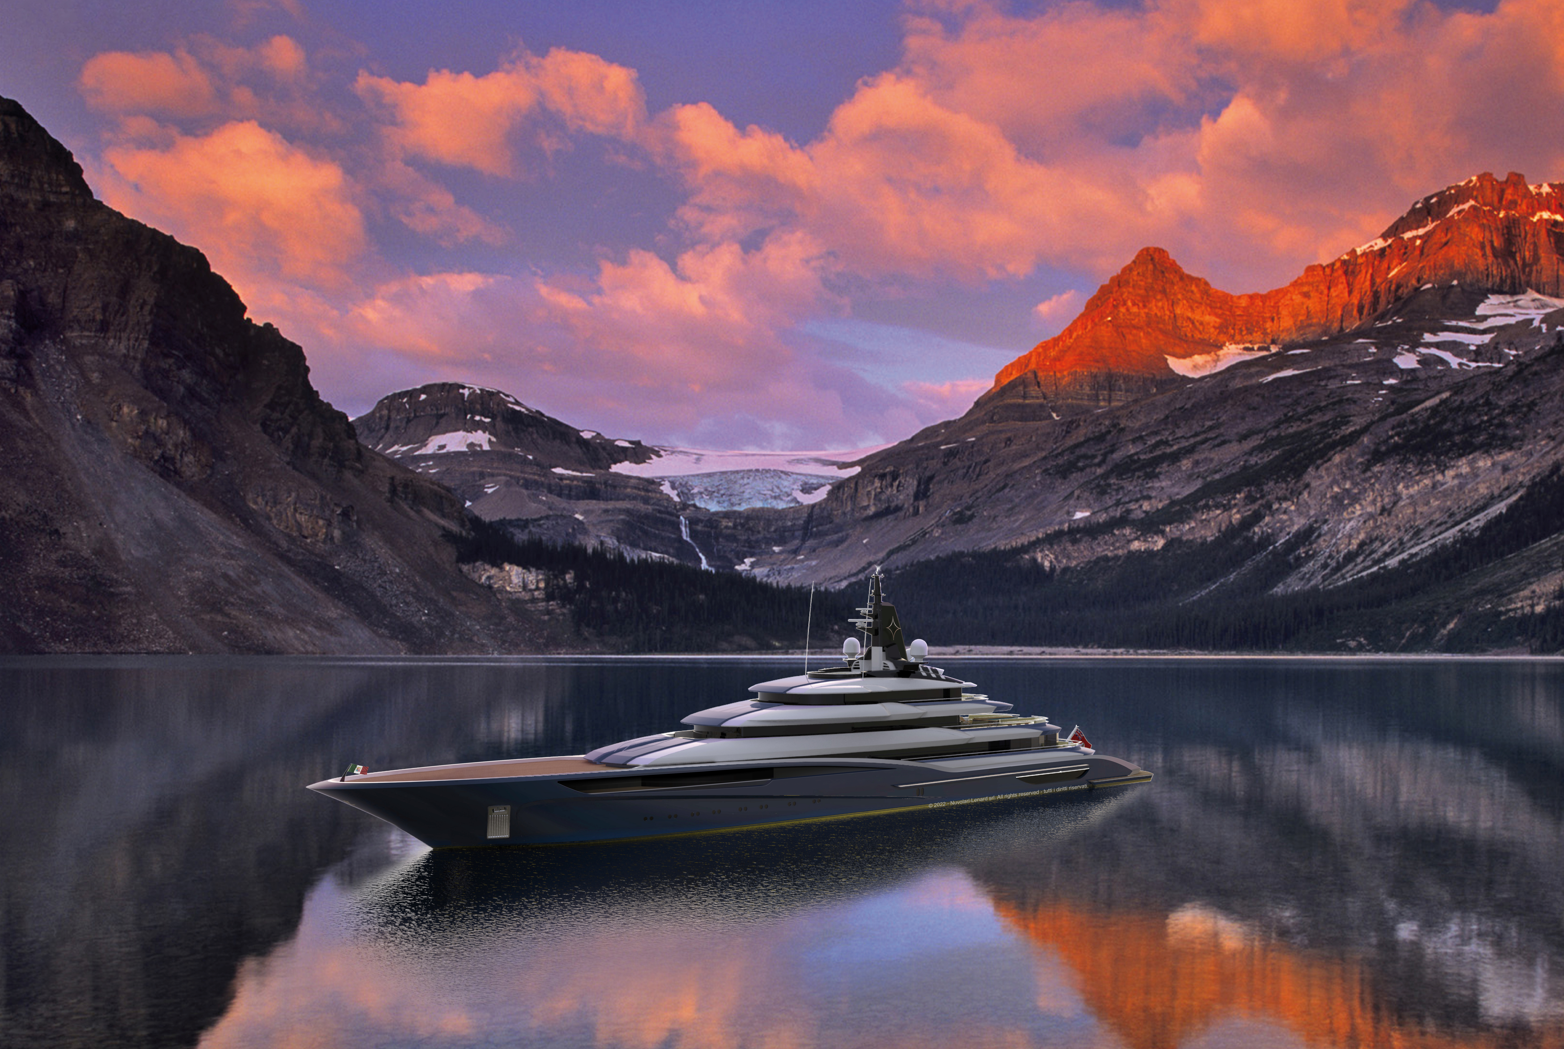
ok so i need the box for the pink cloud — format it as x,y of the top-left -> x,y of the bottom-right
1032,290 -> 1081,327
902,377 -> 993,417
328,235 -> 909,446
68,1 -> 1564,447
356,66 -> 541,177
79,37 -> 329,133
80,49 -> 219,118
522,232 -> 851,439
531,47 -> 647,138
349,272 -> 501,359
370,160 -> 507,247
355,47 -> 646,178
97,120 -> 367,291
654,0 -> 1564,293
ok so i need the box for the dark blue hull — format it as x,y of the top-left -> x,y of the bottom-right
309,755 -> 1151,848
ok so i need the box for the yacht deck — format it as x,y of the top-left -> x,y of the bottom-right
346,756 -> 610,783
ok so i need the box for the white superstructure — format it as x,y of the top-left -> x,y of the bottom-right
588,572 -> 1076,768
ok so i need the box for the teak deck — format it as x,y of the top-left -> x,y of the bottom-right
351,756 -> 610,782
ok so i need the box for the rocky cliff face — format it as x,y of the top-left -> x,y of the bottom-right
335,178 -> 1564,650
995,173 -> 1564,410
680,173 -> 1564,649
354,383 -> 657,470
353,384 -> 711,563
321,164 -> 1564,649
0,96 -> 552,653
357,384 -> 855,570
742,280 -> 1564,647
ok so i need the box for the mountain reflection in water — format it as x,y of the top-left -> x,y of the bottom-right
2,657 -> 1562,1049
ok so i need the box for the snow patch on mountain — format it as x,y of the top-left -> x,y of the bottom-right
612,445 -> 883,479
1417,346 -> 1500,369
1472,291 -> 1564,327
413,430 -> 493,453
610,444 -> 881,509
657,469 -> 835,510
1261,367 -> 1319,383
1422,332 -> 1492,348
1165,344 -> 1279,378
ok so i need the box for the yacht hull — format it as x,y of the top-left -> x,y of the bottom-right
308,753 -> 1152,848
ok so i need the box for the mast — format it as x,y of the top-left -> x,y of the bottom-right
848,567 -> 908,674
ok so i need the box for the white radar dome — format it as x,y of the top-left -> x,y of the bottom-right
842,637 -> 861,659
908,639 -> 928,662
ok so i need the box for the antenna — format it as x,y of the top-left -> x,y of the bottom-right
850,569 -> 879,677
804,583 -> 815,673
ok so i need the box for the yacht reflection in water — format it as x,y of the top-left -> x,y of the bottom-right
210,706 -> 1564,1049
5,657 -> 1563,1049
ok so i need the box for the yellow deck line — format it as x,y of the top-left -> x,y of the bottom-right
454,772 -> 1152,849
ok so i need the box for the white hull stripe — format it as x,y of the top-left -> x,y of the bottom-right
896,764 -> 1090,789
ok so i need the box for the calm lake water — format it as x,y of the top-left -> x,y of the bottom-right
2,656 -> 1562,1049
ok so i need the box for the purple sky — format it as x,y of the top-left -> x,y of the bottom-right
3,0 -> 1556,449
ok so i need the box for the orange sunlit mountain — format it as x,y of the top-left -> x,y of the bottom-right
993,896 -> 1564,1049
994,173 -> 1564,408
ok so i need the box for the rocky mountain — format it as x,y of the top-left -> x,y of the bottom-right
353,383 -> 658,471
689,174 -> 1564,650
354,385 -> 861,569
19,56 -> 1556,657
0,96 -> 556,653
995,172 -> 1564,410
342,170 -> 1564,650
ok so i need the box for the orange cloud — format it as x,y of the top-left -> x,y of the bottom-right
79,33 -> 502,269
79,37 -> 321,130
355,47 -> 646,177
80,49 -> 218,118
356,66 -> 540,177
898,2 -> 1198,157
98,120 -> 366,291
651,0 -> 1564,296
659,71 -> 1128,282
1173,0 -> 1417,64
371,160 -> 508,247
68,0 -> 1564,445
531,47 -> 647,138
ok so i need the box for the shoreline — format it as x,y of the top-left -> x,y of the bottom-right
3,647 -> 1561,664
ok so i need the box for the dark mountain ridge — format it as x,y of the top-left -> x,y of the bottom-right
374,171 -> 1564,651
730,176 -> 1564,649
11,82 -> 1564,653
0,96 -> 556,652
341,192 -> 1564,650
352,382 -> 719,562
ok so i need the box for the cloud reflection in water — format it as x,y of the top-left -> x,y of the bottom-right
199,772 -> 1564,1049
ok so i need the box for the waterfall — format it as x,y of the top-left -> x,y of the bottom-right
679,515 -> 712,571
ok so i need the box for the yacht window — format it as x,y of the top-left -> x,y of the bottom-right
562,769 -> 774,794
